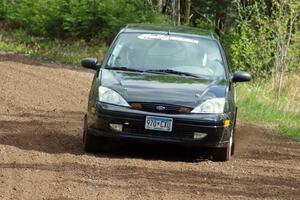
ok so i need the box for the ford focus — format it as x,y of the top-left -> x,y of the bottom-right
81,24 -> 251,161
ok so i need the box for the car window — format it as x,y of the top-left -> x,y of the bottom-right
106,33 -> 225,78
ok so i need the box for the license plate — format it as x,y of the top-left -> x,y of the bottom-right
145,116 -> 173,132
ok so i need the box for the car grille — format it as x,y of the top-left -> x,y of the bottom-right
130,102 -> 192,114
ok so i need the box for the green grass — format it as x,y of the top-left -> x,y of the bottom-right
237,83 -> 300,142
0,29 -> 107,64
0,38 -> 34,54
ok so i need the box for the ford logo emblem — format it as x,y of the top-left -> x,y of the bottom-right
156,106 -> 166,111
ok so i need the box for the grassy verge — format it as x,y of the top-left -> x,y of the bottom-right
237,80 -> 300,142
0,29 -> 107,64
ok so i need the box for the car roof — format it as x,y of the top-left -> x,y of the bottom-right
121,24 -> 218,40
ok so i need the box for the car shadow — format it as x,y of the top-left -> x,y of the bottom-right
95,140 -> 211,162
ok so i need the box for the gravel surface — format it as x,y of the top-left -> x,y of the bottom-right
0,53 -> 299,200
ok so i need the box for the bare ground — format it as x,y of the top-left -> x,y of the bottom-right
0,52 -> 299,200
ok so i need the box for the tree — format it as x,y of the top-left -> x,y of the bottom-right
271,0 -> 300,100
184,0 -> 191,24
156,0 -> 163,12
152,0 -> 191,25
215,0 -> 229,33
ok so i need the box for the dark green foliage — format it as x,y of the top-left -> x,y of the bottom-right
1,0 -> 167,41
0,0 -> 7,20
191,0 -> 229,30
220,0 -> 293,78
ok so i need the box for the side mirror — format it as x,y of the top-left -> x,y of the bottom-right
81,58 -> 99,70
232,71 -> 251,83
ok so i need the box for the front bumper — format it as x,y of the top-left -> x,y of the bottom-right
87,103 -> 232,148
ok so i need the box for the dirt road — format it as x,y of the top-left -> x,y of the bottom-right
0,53 -> 299,200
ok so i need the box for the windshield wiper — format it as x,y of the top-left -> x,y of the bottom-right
145,69 -> 201,78
105,66 -> 144,72
106,67 -> 207,79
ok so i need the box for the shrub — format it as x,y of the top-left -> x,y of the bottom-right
222,0 -> 276,78
3,0 -> 168,41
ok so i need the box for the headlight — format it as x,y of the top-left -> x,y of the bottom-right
191,98 -> 225,114
98,86 -> 130,107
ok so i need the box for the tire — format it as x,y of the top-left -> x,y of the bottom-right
231,141 -> 235,156
231,128 -> 236,156
83,114 -> 101,153
232,110 -> 237,156
212,134 -> 233,162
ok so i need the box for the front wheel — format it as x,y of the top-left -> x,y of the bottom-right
83,114 -> 102,153
212,135 -> 233,162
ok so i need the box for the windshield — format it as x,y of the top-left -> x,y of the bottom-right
106,33 -> 225,78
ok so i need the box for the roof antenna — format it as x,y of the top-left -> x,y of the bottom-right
124,24 -> 129,32
210,31 -> 215,39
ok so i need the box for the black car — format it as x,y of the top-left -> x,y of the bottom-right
81,24 -> 251,161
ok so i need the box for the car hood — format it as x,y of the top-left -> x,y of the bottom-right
100,69 -> 228,108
